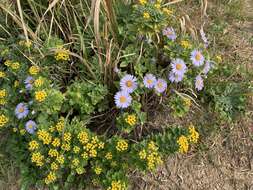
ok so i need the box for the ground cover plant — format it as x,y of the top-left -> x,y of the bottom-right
0,0 -> 252,189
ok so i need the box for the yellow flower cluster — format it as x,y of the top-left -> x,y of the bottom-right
116,139 -> 128,152
162,8 -> 173,15
49,126 -> 55,133
154,3 -> 161,9
37,129 -> 52,145
71,158 -> 80,168
0,114 -> 9,128
85,136 -> 104,158
31,152 -> 44,166
183,98 -> 192,107
44,171 -> 57,184
216,55 -> 222,63
35,90 -> 47,102
143,12 -> 150,19
0,90 -> 7,105
20,129 -> 26,135
138,149 -> 147,160
56,155 -> 65,164
76,167 -> 85,175
29,66 -> 40,75
0,89 -> 7,98
48,149 -> 59,158
188,125 -> 199,144
55,48 -> 70,61
28,140 -> 39,151
52,138 -> 61,147
73,146 -> 80,153
78,131 -> 89,144
19,40 -> 32,48
0,71 -> 5,78
177,135 -> 189,153
139,141 -> 162,170
146,152 -> 162,170
56,117 -> 65,132
61,143 -> 71,151
107,180 -> 126,190
148,141 -> 158,151
105,152 -> 112,160
4,60 -> 12,67
34,78 -> 44,87
14,80 -> 19,88
180,40 -> 192,49
1,49 -> 9,56
94,167 -> 102,175
139,0 -> 147,5
63,132 -> 72,142
0,99 -> 6,105
81,152 -> 88,159
51,162 -> 59,171
125,114 -> 137,126
10,62 -> 20,70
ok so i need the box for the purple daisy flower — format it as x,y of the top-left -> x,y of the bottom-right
25,120 -> 37,134
171,58 -> 187,76
162,27 -> 177,41
168,72 -> 184,83
114,91 -> 132,109
190,50 -> 205,67
143,74 -> 156,89
195,75 -> 204,91
203,61 -> 212,75
15,103 -> 29,119
120,74 -> 138,93
155,78 -> 167,93
24,76 -> 34,90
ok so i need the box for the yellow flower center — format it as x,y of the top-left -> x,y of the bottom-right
143,12 -> 150,19
195,53 -> 201,61
167,31 -> 172,35
19,107 -> 24,113
126,80 -> 133,88
176,63 -> 182,70
119,96 -> 127,103
147,79 -> 153,84
157,82 -> 163,88
28,124 -> 33,129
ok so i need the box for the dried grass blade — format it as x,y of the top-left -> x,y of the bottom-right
93,0 -> 103,73
0,3 -> 37,40
16,0 -> 28,41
